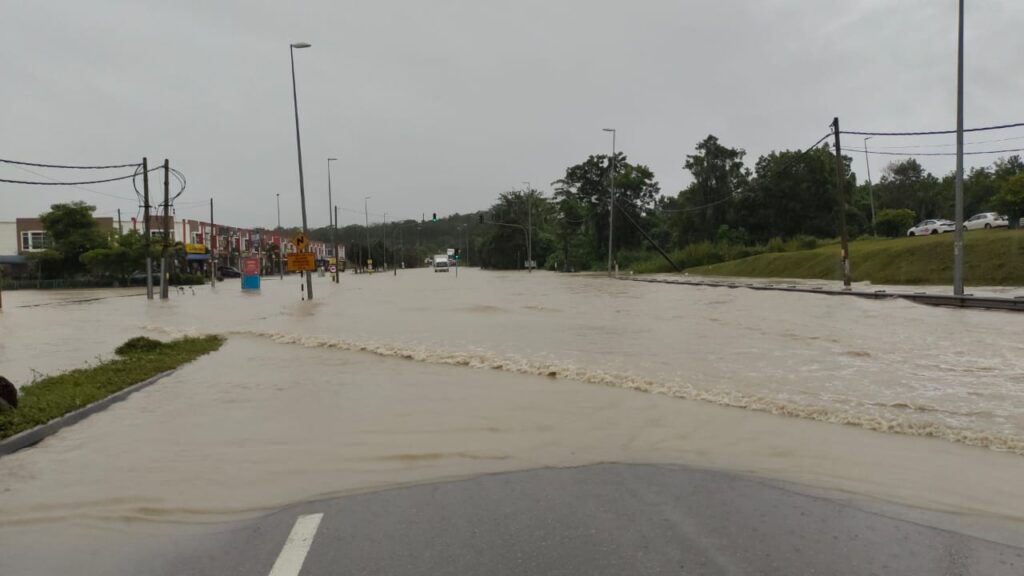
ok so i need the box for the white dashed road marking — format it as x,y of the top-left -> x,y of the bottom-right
268,513 -> 324,576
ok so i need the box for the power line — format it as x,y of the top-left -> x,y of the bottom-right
0,166 -> 159,187
868,134 -> 1024,150
841,121 -> 1024,137
0,158 -> 142,170
6,165 -> 138,201
864,147 -> 1024,157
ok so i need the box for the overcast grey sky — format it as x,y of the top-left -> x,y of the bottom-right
2,0 -> 1022,229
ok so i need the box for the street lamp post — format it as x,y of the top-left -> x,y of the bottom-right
863,137 -> 876,234
289,41 -> 313,300
327,157 -> 338,283
276,193 -> 283,279
603,128 -> 616,276
522,181 -> 532,273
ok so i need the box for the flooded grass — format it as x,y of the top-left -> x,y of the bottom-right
0,335 -> 224,440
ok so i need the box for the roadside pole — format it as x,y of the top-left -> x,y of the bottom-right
335,205 -> 340,282
209,198 -> 216,287
832,117 -> 852,289
117,209 -> 123,235
143,157 -> 154,299
160,159 -> 170,300
953,0 -> 966,295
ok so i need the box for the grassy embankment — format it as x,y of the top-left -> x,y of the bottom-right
684,229 -> 1024,285
0,335 -> 224,441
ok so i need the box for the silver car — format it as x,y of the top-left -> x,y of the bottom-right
963,212 -> 1009,231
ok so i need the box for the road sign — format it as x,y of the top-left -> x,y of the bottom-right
287,252 -> 316,272
447,248 -> 455,256
329,265 -> 337,273
293,233 -> 309,252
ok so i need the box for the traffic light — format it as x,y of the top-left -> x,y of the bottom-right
432,212 -> 437,222
454,248 -> 461,260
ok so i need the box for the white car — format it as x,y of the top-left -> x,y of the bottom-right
963,212 -> 1009,231
907,219 -> 955,236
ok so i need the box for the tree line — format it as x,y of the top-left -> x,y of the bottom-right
452,135 -> 1024,271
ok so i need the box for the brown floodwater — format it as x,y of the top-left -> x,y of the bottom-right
1,269 -> 1023,545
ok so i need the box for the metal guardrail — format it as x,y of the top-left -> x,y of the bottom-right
621,276 -> 1024,312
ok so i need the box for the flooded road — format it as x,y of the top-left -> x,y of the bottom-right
2,269 -> 1024,545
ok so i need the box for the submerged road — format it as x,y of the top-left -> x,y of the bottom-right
134,464 -> 1021,576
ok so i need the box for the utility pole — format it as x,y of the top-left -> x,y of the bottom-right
276,193 -> 283,279
327,157 -> 338,283
603,128 -> 616,276
335,205 -> 340,279
160,159 -> 170,299
364,196 -> 371,272
383,211 -> 388,273
522,182 -> 533,272
143,157 -> 153,299
832,117 -> 851,289
117,209 -> 123,235
863,137 -> 876,234
953,0 -> 966,295
209,198 -> 216,287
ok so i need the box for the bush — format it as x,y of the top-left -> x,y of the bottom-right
788,235 -> 819,251
875,209 -> 917,238
115,336 -> 164,356
766,237 -> 786,253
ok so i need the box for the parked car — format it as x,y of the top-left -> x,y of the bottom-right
217,265 -> 241,278
128,271 -> 162,286
963,212 -> 1009,231
907,219 -> 956,236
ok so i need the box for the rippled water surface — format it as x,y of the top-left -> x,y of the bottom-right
2,270 -> 1024,542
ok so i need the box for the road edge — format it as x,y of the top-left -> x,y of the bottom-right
0,369 -> 175,458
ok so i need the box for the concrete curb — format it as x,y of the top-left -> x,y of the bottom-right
0,369 -> 176,458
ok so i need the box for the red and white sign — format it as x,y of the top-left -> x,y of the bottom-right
241,256 -> 260,277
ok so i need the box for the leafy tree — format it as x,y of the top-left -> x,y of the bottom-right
477,190 -> 551,269
39,201 -> 110,278
874,159 -> 947,219
554,152 -> 660,262
80,230 -> 158,283
874,208 -> 917,238
992,173 -> 1024,227
672,136 -> 750,244
736,146 -> 840,242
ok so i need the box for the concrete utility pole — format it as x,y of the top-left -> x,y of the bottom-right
143,157 -> 153,300
832,117 -> 851,289
863,137 -> 876,234
290,41 -> 313,300
335,205 -> 340,278
276,193 -> 283,279
953,0 -> 966,296
117,209 -> 123,235
209,198 -> 216,287
160,159 -> 170,300
327,157 -> 338,283
522,181 -> 532,273
603,128 -> 616,276
364,196 -> 371,271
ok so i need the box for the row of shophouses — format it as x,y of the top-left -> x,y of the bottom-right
0,215 -> 343,273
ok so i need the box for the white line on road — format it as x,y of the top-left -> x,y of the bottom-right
268,513 -> 324,576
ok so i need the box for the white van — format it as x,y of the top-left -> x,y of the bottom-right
433,255 -> 450,272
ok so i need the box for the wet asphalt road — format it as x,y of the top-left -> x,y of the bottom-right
134,463 -> 1024,576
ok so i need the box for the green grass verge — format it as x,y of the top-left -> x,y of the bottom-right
0,335 -> 224,441
686,229 -> 1024,285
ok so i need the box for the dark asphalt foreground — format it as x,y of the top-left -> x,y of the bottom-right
135,463 -> 1023,576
